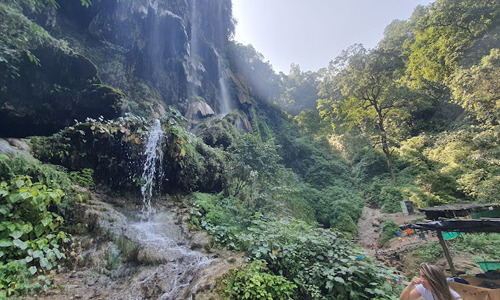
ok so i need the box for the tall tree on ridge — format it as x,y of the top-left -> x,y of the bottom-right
318,45 -> 426,181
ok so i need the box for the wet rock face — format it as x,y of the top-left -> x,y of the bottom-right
51,0 -> 236,116
0,46 -> 123,137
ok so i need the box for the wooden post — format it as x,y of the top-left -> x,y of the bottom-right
437,230 -> 457,276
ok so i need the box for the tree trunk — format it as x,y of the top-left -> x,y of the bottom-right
381,135 -> 396,182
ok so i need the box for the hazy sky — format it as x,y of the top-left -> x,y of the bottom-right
232,0 -> 434,74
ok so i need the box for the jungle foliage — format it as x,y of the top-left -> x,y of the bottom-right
313,0 -> 500,212
0,155 -> 83,298
3,0 -> 500,298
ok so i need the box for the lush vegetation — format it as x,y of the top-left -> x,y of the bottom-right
408,233 -> 500,270
2,0 -> 500,298
217,260 -> 297,300
0,155 -> 84,298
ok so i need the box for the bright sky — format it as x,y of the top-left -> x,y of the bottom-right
232,0 -> 434,74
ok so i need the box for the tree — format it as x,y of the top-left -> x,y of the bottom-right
407,0 -> 500,87
319,46 -> 425,181
451,48 -> 500,125
277,64 -> 323,115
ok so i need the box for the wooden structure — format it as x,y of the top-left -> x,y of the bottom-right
418,203 -> 500,220
449,276 -> 500,300
400,219 -> 500,276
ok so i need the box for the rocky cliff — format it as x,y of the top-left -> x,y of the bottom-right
0,0 -> 244,137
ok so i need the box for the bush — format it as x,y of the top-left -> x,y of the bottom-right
0,261 -> 32,298
452,233 -> 500,260
218,260 -> 297,299
312,185 -> 364,234
378,219 -> 400,247
69,168 -> 95,187
0,156 -> 78,296
414,242 -> 443,264
189,193 -> 248,249
237,217 -> 399,299
0,177 -> 71,272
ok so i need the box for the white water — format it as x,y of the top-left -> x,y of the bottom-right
140,119 -> 164,220
218,57 -> 231,116
132,120 -> 214,299
125,212 -> 214,300
188,0 -> 201,99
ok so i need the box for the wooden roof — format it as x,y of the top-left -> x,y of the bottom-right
418,203 -> 500,212
400,219 -> 500,233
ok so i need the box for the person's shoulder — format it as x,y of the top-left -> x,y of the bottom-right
450,289 -> 463,300
415,284 -> 432,298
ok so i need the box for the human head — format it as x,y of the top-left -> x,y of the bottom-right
419,263 -> 454,300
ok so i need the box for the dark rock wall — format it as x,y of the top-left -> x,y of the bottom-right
0,0 -> 240,138
52,0 -> 236,116
0,45 -> 123,137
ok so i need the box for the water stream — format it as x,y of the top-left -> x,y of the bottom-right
128,119 -> 214,299
126,212 -> 214,300
140,119 -> 164,220
218,57 -> 231,116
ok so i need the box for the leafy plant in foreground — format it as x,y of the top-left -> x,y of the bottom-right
0,176 -> 72,296
238,216 -> 399,299
218,260 -> 297,300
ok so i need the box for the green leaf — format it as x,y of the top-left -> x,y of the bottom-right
10,230 -> 23,239
22,223 -> 33,234
15,179 -> 25,188
333,276 -> 345,283
326,281 -> 334,290
0,240 -> 13,247
32,250 -> 43,258
48,192 -> 59,199
39,257 -> 48,268
374,288 -> 385,295
41,218 -> 50,227
53,248 -> 63,259
13,239 -> 28,250
20,191 -> 32,200
29,266 -> 37,275
35,224 -> 45,237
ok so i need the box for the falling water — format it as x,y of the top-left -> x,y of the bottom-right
129,119 -> 216,299
218,57 -> 231,116
127,213 -> 215,300
140,119 -> 164,220
188,0 -> 201,100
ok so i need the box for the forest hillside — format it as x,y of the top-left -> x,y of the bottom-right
0,0 -> 499,299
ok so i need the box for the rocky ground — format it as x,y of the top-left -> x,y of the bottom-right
25,191 -> 245,300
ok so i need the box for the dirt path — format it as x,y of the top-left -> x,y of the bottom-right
356,206 -> 427,257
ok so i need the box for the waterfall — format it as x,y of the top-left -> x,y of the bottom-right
188,0 -> 201,99
218,57 -> 231,116
140,119 -> 164,220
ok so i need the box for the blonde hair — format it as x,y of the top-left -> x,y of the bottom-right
420,263 -> 454,300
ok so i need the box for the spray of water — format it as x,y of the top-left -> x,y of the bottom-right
140,119 -> 164,220
218,57 -> 231,116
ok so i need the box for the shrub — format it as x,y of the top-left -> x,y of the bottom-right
0,260 -> 32,298
238,217 -> 399,299
69,168 -> 95,187
378,219 -> 400,247
189,193 -> 248,249
218,260 -> 297,300
452,233 -> 500,260
414,242 -> 443,264
312,185 -> 364,234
